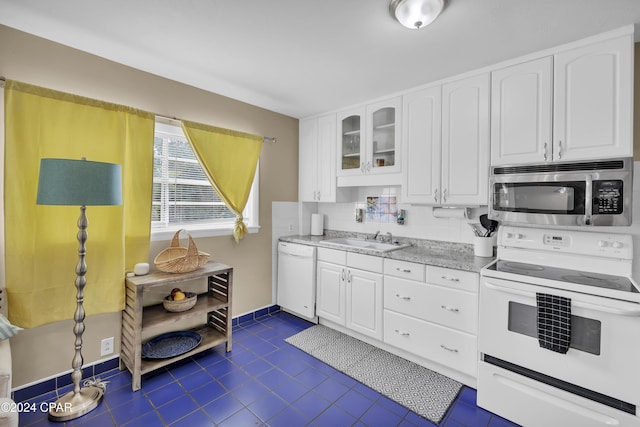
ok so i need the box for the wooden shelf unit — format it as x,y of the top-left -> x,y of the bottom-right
120,262 -> 233,391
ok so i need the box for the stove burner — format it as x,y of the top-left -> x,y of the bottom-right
502,262 -> 545,272
562,275 -> 625,290
487,260 -> 639,295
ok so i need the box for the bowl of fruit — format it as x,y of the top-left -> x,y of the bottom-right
163,288 -> 197,312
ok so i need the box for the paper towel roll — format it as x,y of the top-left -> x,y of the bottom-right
432,207 -> 469,219
311,213 -> 324,236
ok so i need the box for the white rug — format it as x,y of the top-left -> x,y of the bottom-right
285,325 -> 462,424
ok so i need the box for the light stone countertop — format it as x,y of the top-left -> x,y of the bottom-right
279,230 -> 495,273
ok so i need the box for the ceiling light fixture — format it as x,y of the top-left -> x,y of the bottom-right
389,0 -> 445,30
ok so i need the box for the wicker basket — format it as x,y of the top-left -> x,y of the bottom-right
154,229 -> 210,273
162,292 -> 197,312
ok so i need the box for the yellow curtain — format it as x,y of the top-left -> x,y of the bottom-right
181,121 -> 262,243
4,80 -> 154,328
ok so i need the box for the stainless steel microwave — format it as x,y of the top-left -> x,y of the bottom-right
489,158 -> 633,226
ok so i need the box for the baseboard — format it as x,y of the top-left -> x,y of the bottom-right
13,305 -> 282,403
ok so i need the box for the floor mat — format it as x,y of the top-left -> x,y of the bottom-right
285,324 -> 462,425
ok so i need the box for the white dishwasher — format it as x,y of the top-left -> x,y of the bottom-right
277,242 -> 316,320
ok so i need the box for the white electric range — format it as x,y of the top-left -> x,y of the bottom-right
478,226 -> 640,427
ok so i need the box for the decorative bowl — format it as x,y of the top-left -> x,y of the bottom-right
162,292 -> 197,312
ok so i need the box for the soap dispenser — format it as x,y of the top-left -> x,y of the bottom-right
397,209 -> 405,225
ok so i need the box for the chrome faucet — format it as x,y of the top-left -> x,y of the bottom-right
385,232 -> 393,243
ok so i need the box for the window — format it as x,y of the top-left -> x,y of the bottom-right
151,120 -> 259,240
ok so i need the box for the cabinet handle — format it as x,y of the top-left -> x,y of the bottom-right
440,305 -> 459,313
557,140 -> 562,159
396,267 -> 411,273
317,191 -> 321,201
440,344 -> 459,353
395,329 -> 410,337
443,188 -> 447,203
341,269 -> 345,281
395,294 -> 411,301
434,188 -> 438,203
366,161 -> 372,172
347,270 -> 352,283
441,275 -> 460,282
313,190 -> 318,201
543,142 -> 548,161
360,162 -> 365,173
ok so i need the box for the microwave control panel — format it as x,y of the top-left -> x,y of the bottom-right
592,180 -> 623,214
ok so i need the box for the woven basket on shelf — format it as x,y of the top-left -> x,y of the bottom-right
154,229 -> 210,273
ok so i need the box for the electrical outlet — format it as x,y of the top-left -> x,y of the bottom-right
100,337 -> 114,356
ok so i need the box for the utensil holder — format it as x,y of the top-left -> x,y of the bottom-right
474,236 -> 494,257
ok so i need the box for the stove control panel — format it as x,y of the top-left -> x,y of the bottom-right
499,226 -> 633,260
543,234 -> 570,247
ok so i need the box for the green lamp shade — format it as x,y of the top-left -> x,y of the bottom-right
36,158 -> 122,206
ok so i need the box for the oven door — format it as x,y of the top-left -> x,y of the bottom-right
478,276 -> 640,426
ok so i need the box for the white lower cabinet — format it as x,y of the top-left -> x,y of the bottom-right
384,276 -> 477,334
316,250 -> 479,381
316,260 -> 346,325
316,248 -> 383,340
383,259 -> 479,379
346,267 -> 383,340
384,311 -> 477,377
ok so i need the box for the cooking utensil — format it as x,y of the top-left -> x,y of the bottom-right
468,223 -> 484,237
487,218 -> 499,237
479,214 -> 491,236
479,214 -> 498,237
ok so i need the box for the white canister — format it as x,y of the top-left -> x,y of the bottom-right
134,262 -> 150,276
474,237 -> 494,257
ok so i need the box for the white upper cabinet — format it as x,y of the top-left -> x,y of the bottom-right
401,73 -> 489,206
367,98 -> 401,175
401,85 -> 442,204
553,35 -> 633,161
299,114 -> 337,202
337,107 -> 364,177
491,57 -> 553,165
441,73 -> 490,205
491,33 -> 633,165
337,97 -> 402,187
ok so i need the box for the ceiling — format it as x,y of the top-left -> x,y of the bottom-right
2,0 -> 640,119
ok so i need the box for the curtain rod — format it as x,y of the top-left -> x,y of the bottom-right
0,77 -> 277,143
157,114 -> 276,144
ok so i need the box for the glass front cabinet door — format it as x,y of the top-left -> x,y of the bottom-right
338,108 -> 363,176
337,97 -> 401,179
367,98 -> 400,174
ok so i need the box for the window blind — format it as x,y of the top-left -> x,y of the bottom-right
152,125 -> 235,227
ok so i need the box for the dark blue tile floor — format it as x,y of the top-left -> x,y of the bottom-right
18,311 -> 519,426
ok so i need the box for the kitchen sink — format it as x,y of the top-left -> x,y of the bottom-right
322,237 -> 409,253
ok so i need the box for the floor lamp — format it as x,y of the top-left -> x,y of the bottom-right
36,158 -> 122,422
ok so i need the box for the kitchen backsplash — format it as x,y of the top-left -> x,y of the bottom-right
359,195 -> 398,223
316,186 -> 485,245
